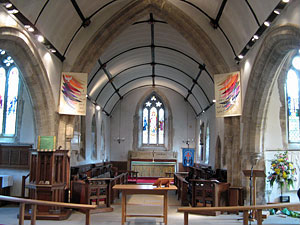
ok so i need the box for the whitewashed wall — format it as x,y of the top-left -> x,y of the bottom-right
110,87 -> 197,163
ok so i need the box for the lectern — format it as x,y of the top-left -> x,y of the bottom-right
26,149 -> 70,220
243,170 -> 265,206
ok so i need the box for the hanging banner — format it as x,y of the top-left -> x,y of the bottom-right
182,148 -> 195,167
214,71 -> 242,117
58,72 -> 87,115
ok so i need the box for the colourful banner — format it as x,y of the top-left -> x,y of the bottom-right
58,72 -> 87,115
214,71 -> 242,117
182,148 -> 194,167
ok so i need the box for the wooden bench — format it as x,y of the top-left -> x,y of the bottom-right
0,195 -> 96,225
178,202 -> 300,225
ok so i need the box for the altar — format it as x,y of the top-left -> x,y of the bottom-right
128,151 -> 177,177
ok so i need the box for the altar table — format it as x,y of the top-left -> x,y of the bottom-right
113,184 -> 177,225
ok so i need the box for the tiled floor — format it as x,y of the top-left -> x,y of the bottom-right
0,191 -> 299,225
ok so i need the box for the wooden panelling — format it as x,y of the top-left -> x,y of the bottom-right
111,161 -> 128,171
0,144 -> 32,169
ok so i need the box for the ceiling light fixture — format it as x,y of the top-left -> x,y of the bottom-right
282,0 -> 289,3
238,55 -> 244,59
24,25 -> 34,32
50,48 -> 56,53
96,105 -> 101,111
264,21 -> 270,27
274,9 -> 280,15
8,9 -> 18,14
37,35 -> 44,43
5,3 -> 12,9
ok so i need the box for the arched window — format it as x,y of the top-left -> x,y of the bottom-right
91,114 -> 97,159
100,121 -> 106,161
142,93 -> 165,145
198,122 -> 204,161
286,49 -> 300,143
0,52 -> 20,137
205,124 -> 210,164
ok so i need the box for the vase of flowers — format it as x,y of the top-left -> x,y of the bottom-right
267,151 -> 296,202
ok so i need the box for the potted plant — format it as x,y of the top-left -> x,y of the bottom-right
267,151 -> 296,202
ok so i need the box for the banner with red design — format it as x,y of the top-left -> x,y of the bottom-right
214,71 -> 242,117
58,72 -> 87,115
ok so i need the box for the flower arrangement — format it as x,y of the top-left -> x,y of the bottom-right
267,151 -> 296,194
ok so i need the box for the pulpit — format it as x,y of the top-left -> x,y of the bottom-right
26,149 -> 70,220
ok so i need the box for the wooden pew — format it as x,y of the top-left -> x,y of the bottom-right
174,172 -> 189,206
178,202 -> 300,225
71,163 -> 128,210
189,179 -> 230,215
0,195 -> 96,225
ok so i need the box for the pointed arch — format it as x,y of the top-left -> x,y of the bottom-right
243,25 -> 300,158
0,27 -> 57,139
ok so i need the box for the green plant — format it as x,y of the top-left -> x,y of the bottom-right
267,151 -> 296,194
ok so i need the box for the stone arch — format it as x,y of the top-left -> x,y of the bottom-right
243,25 -> 300,159
242,25 -> 300,203
0,27 -> 57,140
71,0 -> 229,75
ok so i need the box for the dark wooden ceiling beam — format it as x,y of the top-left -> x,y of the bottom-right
210,0 -> 227,29
70,0 -> 91,27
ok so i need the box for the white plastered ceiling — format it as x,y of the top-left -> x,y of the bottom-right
9,0 -> 284,115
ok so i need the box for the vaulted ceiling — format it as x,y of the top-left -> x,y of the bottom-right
5,0 -> 288,116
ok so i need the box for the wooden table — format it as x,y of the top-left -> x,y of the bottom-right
113,184 -> 177,225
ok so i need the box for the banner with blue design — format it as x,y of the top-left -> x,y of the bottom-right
182,148 -> 194,167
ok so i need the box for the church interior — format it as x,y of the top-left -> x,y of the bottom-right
0,0 -> 300,224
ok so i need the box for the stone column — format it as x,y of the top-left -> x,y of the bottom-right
224,116 -> 241,186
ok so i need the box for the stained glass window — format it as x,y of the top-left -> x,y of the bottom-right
142,93 -> 165,145
0,67 -> 6,134
287,50 -> 300,143
143,108 -> 148,144
0,52 -> 20,137
159,108 -> 164,144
